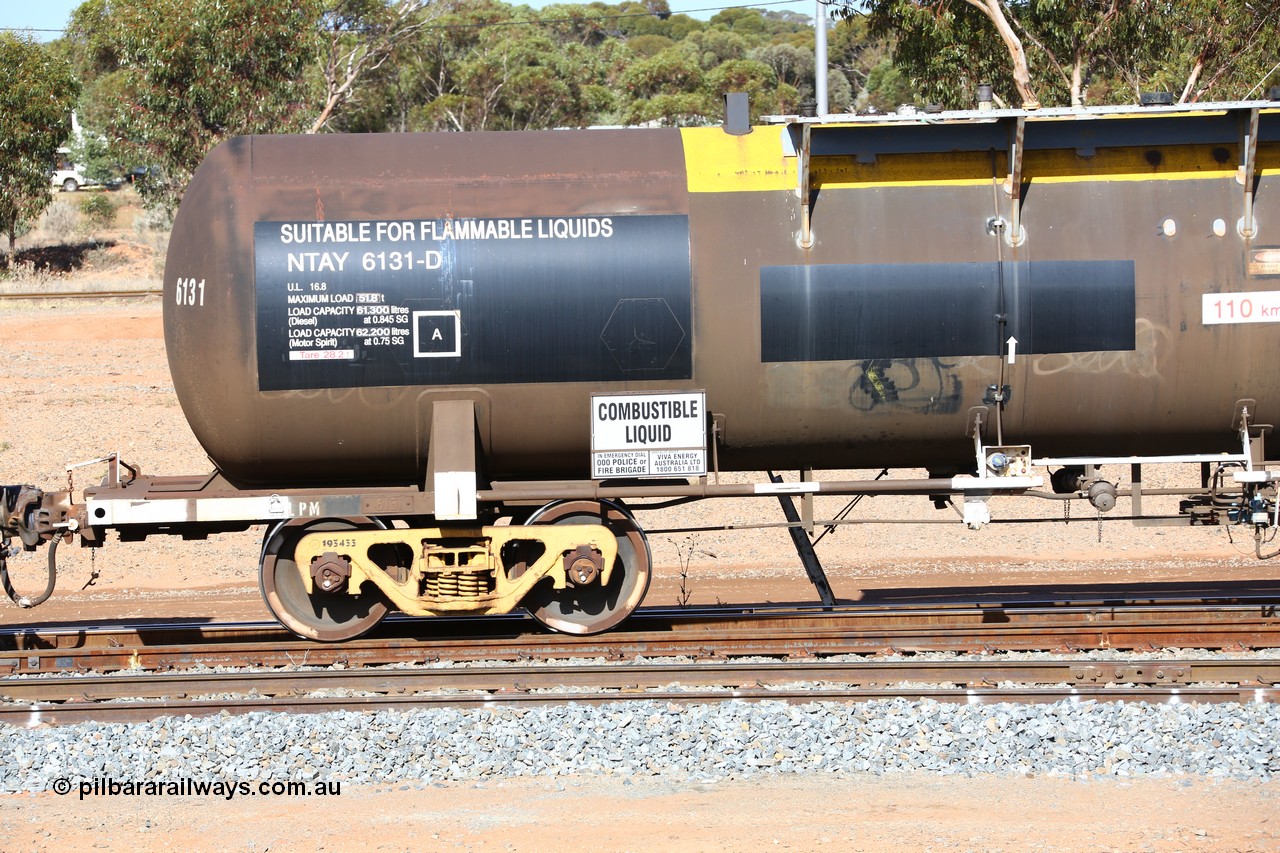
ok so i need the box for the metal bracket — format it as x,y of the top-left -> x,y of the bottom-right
1071,664 -> 1190,685
967,406 -> 988,474
1240,108 -> 1259,238
66,452 -> 135,492
983,384 -> 1012,406
767,471 -> 834,606
962,497 -> 991,530
1233,398 -> 1274,471
426,400 -> 480,520
709,413 -> 727,484
1003,116 -> 1026,246
801,468 -> 814,535
965,406 -> 988,440
1130,463 -> 1144,518
799,122 -> 813,248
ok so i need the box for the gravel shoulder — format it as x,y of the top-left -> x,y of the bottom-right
2,301 -> 1279,849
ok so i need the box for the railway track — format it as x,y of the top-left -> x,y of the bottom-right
3,657 -> 1278,726
3,595 -> 1278,676
0,288 -> 161,301
2,592 -> 1278,725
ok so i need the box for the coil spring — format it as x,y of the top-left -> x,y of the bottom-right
422,567 -> 496,600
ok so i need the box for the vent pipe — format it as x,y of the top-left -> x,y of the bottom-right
723,93 -> 751,136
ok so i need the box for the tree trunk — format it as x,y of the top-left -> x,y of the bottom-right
966,0 -> 1040,108
310,94 -> 341,134
1071,51 -> 1084,107
1180,55 -> 1205,103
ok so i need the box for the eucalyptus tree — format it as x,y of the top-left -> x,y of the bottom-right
1153,0 -> 1280,101
65,0 -> 322,212
394,2 -> 620,131
843,1 -> 1278,108
0,34 -> 78,262
310,0 -> 439,132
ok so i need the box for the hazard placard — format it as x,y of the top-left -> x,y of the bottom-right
591,391 -> 706,479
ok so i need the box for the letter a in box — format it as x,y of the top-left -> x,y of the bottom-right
414,310 -> 462,357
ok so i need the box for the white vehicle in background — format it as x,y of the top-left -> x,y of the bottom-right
51,148 -> 95,192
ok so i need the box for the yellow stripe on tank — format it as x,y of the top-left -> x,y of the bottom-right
682,122 -> 1277,193
680,126 -> 796,193
816,144 -> 1262,189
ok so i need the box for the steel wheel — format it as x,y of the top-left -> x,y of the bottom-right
260,517 -> 389,642
522,499 -> 651,635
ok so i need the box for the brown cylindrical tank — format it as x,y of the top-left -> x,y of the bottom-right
164,106 -> 1279,488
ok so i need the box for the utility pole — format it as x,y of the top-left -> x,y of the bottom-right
814,0 -> 828,114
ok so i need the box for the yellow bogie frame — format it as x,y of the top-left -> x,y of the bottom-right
291,524 -> 618,617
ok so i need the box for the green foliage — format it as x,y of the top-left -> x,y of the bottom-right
617,4 -> 705,40
0,34 -> 78,261
847,1 -> 1279,108
629,34 -> 676,58
622,47 -> 705,98
37,0 -> 1272,226
708,8 -> 767,37
706,59 -> 785,117
68,0 -> 323,212
753,42 -> 814,89
388,2 -> 625,131
79,192 -> 117,231
855,1 -> 1019,108
339,0 -> 817,132
863,59 -> 913,112
624,92 -> 711,127
685,30 -> 751,70
1152,0 -> 1280,101
69,133 -> 116,186
308,0 -> 439,133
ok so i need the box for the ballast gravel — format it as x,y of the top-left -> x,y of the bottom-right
2,697 -> 1278,793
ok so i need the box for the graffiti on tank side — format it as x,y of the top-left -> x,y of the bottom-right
1031,319 -> 1169,379
847,358 -> 964,414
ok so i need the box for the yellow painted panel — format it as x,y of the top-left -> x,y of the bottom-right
680,126 -> 795,193
815,150 -> 999,188
682,119 -> 1279,194
815,144 -> 1263,189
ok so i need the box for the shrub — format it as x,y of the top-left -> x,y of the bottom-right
39,201 -> 80,243
79,193 -> 118,231
2,259 -> 56,286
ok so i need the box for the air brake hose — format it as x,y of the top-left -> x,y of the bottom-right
1,533 -> 58,608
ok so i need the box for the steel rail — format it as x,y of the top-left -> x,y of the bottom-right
9,582 -> 1280,652
0,289 -> 162,301
4,658 -> 1277,704
4,664 -> 1278,726
2,601 -> 1278,675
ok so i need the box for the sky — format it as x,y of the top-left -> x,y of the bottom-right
0,0 -> 825,41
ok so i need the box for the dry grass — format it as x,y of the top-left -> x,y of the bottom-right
38,197 -> 83,242
1,188 -> 167,292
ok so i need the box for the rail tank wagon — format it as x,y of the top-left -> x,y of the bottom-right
4,97 -> 1280,641
167,103 -> 1277,485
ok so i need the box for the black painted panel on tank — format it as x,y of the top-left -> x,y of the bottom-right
254,215 -> 692,391
760,260 -> 1135,362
